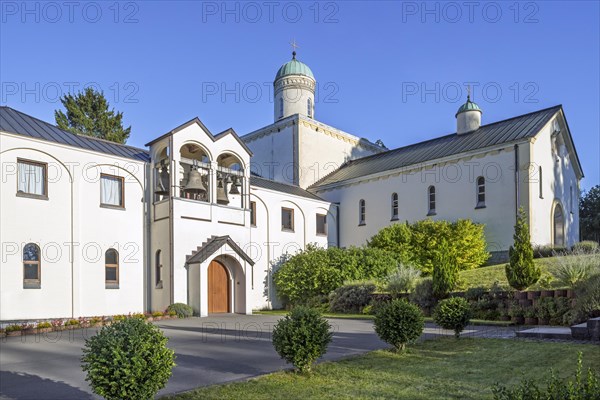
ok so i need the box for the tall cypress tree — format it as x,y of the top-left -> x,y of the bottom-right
55,88 -> 131,144
506,207 -> 540,290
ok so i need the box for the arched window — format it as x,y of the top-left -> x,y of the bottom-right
428,186 -> 436,215
105,249 -> 119,288
391,193 -> 399,220
476,176 -> 485,208
155,250 -> 162,288
23,243 -> 41,288
307,98 -> 313,118
539,166 -> 543,199
553,203 -> 565,246
279,98 -> 284,118
359,199 -> 366,225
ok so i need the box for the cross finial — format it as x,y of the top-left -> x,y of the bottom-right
290,39 -> 299,59
466,85 -> 471,101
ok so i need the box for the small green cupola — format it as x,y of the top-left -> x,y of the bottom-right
455,94 -> 483,135
274,51 -> 315,82
455,94 -> 482,117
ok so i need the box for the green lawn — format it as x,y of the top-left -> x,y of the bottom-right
460,256 -> 572,290
167,338 -> 599,400
254,310 -> 512,326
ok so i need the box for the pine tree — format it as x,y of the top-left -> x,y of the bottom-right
55,88 -> 131,144
506,207 -> 540,290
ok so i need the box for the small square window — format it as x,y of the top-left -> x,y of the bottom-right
17,159 -> 47,199
101,174 -> 124,208
316,214 -> 327,235
282,208 -> 294,231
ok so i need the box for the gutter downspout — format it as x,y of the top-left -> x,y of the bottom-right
145,162 -> 152,312
169,135 -> 175,305
514,144 -> 520,221
335,202 -> 340,248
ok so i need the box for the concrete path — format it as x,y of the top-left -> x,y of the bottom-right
0,315 -> 516,400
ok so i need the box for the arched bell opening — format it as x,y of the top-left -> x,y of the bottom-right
153,146 -> 170,202
179,143 -> 211,203
216,153 -> 245,208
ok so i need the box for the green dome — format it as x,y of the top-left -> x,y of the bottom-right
455,96 -> 482,117
275,53 -> 315,81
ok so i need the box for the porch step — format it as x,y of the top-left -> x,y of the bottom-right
571,323 -> 590,340
516,327 -> 572,340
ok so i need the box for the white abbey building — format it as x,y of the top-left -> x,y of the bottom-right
0,53 -> 583,321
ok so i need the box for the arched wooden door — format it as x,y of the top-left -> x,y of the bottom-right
208,260 -> 230,313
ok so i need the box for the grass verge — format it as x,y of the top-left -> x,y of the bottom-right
167,338 -> 599,400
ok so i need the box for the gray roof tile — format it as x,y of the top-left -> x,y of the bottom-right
0,106 -> 150,162
310,105 -> 563,188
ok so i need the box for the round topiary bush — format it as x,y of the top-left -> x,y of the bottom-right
81,317 -> 175,400
433,297 -> 472,338
272,306 -> 332,373
166,302 -> 194,318
374,299 -> 424,352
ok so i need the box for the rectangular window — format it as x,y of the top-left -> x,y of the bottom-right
316,214 -> 327,235
282,207 -> 294,231
17,159 -> 47,198
250,201 -> 257,226
100,174 -> 124,208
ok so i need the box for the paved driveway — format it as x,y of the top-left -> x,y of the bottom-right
0,315 -> 386,399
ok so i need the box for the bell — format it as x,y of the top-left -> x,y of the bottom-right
184,168 -> 206,193
217,177 -> 229,205
154,166 -> 170,195
229,176 -> 240,195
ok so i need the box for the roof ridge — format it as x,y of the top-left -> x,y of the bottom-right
3,106 -> 148,154
338,104 -> 563,166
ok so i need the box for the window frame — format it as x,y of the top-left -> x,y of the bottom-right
155,249 -> 163,288
105,249 -> 119,289
358,199 -> 366,226
281,207 -> 295,232
316,213 -> 327,236
16,158 -> 48,200
391,192 -> 399,220
475,176 -> 486,209
100,173 -> 125,209
427,186 -> 436,216
250,201 -> 257,227
23,243 -> 41,289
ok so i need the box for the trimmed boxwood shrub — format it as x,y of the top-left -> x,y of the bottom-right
374,299 -> 424,352
272,306 -> 332,373
329,282 -> 377,313
273,245 -> 399,306
81,318 -> 175,400
433,297 -> 472,338
166,303 -> 193,318
368,219 -> 489,274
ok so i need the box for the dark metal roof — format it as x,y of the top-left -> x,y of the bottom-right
311,105 -> 564,188
0,106 -> 150,162
250,176 -> 325,201
186,235 -> 255,265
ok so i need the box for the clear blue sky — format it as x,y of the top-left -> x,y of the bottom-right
1,1 -> 598,189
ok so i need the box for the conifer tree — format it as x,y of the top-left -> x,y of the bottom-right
506,207 -> 540,290
55,88 -> 131,144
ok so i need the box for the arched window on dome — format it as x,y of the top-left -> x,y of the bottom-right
307,98 -> 313,118
279,98 -> 284,119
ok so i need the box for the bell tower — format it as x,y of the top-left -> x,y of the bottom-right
273,49 -> 316,121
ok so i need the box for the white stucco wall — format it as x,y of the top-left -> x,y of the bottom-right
529,115 -> 580,248
314,144 -> 526,255
0,132 -> 146,321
